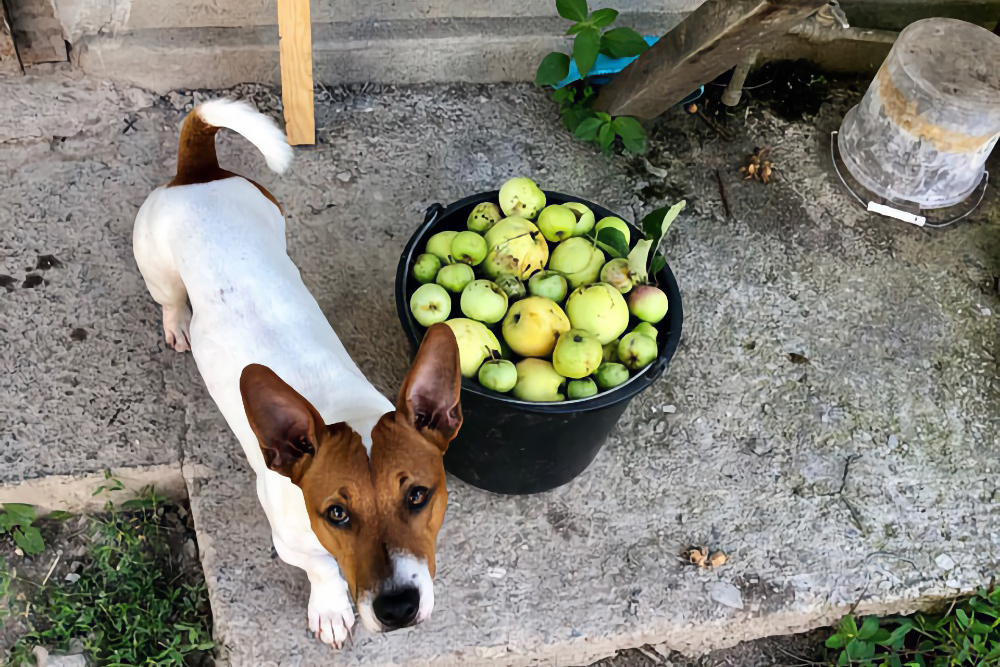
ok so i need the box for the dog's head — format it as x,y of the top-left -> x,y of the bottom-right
239,323 -> 462,633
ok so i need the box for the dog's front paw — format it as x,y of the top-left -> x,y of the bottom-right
162,304 -> 192,352
308,585 -> 356,648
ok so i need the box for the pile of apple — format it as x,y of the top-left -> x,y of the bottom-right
408,176 -> 670,402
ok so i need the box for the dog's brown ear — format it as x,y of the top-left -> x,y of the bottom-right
241,364 -> 325,484
397,323 -> 463,452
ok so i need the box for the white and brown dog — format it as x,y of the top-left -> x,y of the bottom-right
133,100 -> 462,647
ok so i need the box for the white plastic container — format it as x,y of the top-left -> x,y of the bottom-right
838,18 -> 1000,209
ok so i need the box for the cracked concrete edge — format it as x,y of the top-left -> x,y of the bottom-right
420,594 -> 963,667
0,462 -> 186,515
180,463 -> 236,667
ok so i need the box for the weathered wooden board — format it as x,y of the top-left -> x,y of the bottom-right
6,0 -> 66,65
1,0 -> 23,76
593,0 -> 828,121
277,0 -> 315,145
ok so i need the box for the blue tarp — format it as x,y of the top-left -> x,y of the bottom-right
552,35 -> 703,105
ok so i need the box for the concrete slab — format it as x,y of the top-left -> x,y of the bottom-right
1,78 -> 998,665
0,78 -> 179,485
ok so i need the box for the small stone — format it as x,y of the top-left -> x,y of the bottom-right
981,308 -> 991,316
935,554 -> 955,571
64,572 -> 80,583
708,581 -> 744,609
486,567 -> 506,578
888,434 -> 899,449
663,405 -> 677,414
336,172 -> 352,182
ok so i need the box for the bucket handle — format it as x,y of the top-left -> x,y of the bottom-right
423,203 -> 446,227
646,354 -> 669,381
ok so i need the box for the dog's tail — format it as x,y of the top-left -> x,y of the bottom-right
174,99 -> 292,184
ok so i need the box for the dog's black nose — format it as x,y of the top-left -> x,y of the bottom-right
373,587 -> 420,630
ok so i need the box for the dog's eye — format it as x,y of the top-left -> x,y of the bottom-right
407,486 -> 430,510
325,504 -> 350,527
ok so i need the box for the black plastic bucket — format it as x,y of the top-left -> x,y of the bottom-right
395,191 -> 683,495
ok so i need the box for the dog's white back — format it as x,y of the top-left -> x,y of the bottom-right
136,178 -> 392,469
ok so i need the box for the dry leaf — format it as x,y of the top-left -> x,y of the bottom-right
709,551 -> 728,568
684,546 -> 728,569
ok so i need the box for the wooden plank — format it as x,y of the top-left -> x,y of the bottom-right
1,0 -> 23,76
6,0 -> 66,65
593,0 -> 828,121
277,0 -> 314,145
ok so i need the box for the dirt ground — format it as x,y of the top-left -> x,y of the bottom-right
599,630 -> 830,666
0,501 -> 213,665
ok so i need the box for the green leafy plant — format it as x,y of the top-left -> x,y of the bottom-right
5,490 -> 214,666
535,0 -> 650,154
0,503 -> 45,556
827,586 -> 1000,666
0,556 -> 12,623
586,200 -> 685,281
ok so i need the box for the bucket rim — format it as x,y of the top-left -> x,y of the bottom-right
395,190 -> 684,414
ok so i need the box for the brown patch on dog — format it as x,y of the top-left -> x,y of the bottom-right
238,323 -> 463,603
168,107 -> 282,213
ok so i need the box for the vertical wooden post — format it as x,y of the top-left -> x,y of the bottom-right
277,0 -> 315,145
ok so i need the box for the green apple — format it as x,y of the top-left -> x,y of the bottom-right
632,322 -> 658,341
594,362 -> 630,390
426,230 -> 458,264
460,279 -> 509,324
552,329 -> 603,379
498,177 -> 546,219
628,285 -> 669,323
478,358 -> 517,393
409,283 -> 451,327
567,378 -> 598,399
501,296 -> 570,357
411,253 -> 441,284
563,202 -> 595,236
595,217 -> 631,245
482,216 -> 549,279
527,270 -> 568,303
444,318 -> 502,377
537,204 -> 576,243
495,274 -> 526,301
548,237 -> 605,289
450,231 -> 488,266
512,358 -> 566,402
599,258 -> 633,294
602,339 -> 620,363
436,262 -> 475,293
468,202 -> 502,233
565,283 -> 630,344
617,331 -> 658,371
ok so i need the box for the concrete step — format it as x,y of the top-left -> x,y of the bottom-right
60,0 -> 699,41
75,15 -> 685,93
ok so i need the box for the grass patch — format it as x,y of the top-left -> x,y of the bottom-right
1,490 -> 213,666
827,586 -> 1000,666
